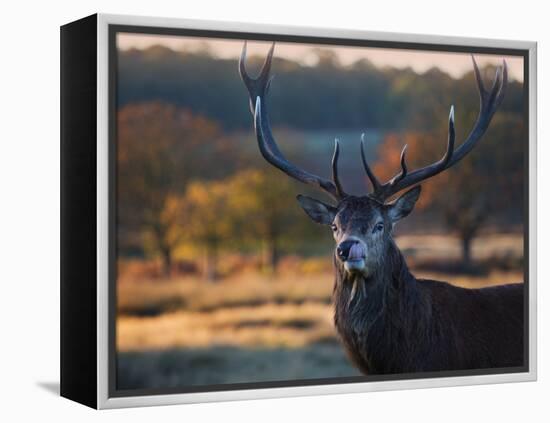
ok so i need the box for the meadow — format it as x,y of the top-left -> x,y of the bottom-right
116,232 -> 523,390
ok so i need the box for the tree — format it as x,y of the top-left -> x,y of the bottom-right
117,102 -> 227,275
226,168 -> 304,273
374,112 -> 524,267
181,180 -> 233,281
180,167 -> 330,279
140,195 -> 186,275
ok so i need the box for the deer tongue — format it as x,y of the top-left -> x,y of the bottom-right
348,243 -> 365,261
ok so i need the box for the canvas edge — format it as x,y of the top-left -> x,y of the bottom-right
95,13 -> 538,409
527,43 -> 537,383
60,13 -> 99,409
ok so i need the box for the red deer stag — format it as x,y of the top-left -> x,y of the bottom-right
239,43 -> 523,374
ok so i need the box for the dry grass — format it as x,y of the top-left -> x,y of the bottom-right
118,301 -> 337,352
117,271 -> 334,316
117,268 -> 522,352
396,232 -> 523,262
117,233 -> 523,352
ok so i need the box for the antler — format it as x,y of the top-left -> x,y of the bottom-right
239,42 -> 346,201
240,44 -> 507,203
362,56 -> 508,201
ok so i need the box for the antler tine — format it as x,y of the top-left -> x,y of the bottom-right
392,144 -> 408,184
239,41 -> 252,84
382,104 -> 455,198
472,56 -> 487,99
242,43 -> 346,201
239,41 -> 276,114
239,41 -> 275,87
360,133 -> 382,192
472,56 -> 508,113
494,59 -> 508,110
332,139 -> 346,199
444,105 -> 456,166
439,57 -> 506,166
259,43 -> 275,82
487,65 -> 502,109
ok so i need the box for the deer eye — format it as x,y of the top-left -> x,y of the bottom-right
373,222 -> 384,233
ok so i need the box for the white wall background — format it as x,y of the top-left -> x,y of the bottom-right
0,0 -> 547,421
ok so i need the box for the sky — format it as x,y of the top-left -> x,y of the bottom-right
117,33 -> 524,82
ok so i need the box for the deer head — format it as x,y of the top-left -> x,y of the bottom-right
239,42 -> 507,278
296,187 -> 421,277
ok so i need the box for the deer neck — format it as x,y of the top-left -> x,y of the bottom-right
333,240 -> 423,336
332,241 -> 432,373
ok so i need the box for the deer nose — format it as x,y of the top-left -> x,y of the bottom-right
337,240 -> 359,261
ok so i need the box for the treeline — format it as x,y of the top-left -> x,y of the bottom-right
116,47 -> 526,276
118,46 -> 524,131
117,102 -> 525,277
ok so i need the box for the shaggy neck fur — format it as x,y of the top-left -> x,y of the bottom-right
332,239 -> 433,374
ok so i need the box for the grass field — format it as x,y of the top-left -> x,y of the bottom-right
118,344 -> 358,390
116,232 -> 523,390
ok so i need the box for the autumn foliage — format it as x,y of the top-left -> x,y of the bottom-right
373,112 -> 524,265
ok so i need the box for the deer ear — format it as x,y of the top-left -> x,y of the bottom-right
296,195 -> 337,225
387,186 -> 421,223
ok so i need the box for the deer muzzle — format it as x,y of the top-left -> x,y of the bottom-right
337,239 -> 367,273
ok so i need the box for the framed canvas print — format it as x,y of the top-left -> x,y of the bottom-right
60,13 -> 537,409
